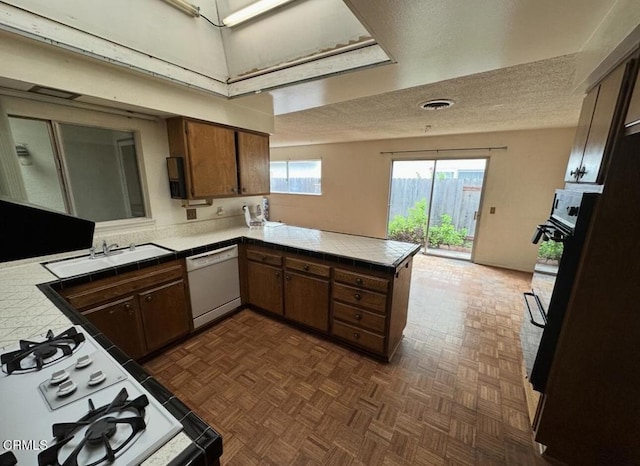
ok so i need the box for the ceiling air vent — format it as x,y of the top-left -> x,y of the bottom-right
419,99 -> 454,110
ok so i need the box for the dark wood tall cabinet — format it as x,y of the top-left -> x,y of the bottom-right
564,61 -> 629,184
530,50 -> 640,464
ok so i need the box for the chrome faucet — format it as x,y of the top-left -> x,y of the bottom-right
102,240 -> 119,256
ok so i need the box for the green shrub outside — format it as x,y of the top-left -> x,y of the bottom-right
388,200 -> 468,248
388,198 -> 428,243
538,240 -> 563,261
428,214 -> 467,248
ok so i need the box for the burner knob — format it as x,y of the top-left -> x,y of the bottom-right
56,379 -> 77,397
49,369 -> 69,385
88,370 -> 106,386
76,355 -> 93,369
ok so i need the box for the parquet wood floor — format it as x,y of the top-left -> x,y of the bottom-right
144,254 -> 549,465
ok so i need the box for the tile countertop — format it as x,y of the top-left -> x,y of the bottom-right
0,223 -> 420,465
0,263 -> 213,466
156,224 -> 421,270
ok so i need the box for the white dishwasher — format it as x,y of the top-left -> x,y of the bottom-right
186,244 -> 241,329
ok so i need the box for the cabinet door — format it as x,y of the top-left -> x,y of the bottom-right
579,62 -> 627,183
185,120 -> 237,197
139,280 -> 190,352
565,86 -> 599,182
237,131 -> 270,195
247,261 -> 283,315
624,66 -> 640,130
83,296 -> 146,359
284,271 -> 329,332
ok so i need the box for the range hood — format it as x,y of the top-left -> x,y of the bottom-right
1,197 -> 95,263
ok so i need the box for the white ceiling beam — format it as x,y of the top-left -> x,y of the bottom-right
228,44 -> 391,97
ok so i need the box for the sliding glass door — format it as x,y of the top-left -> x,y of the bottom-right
388,158 -> 487,260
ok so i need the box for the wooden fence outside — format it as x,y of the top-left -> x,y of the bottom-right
388,177 -> 484,238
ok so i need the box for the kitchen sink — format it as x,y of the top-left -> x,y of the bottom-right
44,244 -> 174,278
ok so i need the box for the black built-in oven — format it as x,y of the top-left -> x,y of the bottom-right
521,189 -> 599,393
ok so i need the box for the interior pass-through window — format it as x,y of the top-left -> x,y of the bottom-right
3,116 -> 146,223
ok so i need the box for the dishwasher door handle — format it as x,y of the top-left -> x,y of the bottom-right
186,245 -> 238,271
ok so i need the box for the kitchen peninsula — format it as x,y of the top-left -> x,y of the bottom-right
0,223 -> 420,465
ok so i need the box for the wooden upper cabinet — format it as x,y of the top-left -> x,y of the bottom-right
565,86 -> 599,182
185,120 -> 237,197
565,61 -> 629,183
579,63 -> 627,183
166,117 -> 270,199
237,131 -> 270,195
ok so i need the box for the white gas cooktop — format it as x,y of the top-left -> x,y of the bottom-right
0,326 -> 182,465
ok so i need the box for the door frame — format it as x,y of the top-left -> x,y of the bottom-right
386,156 -> 490,263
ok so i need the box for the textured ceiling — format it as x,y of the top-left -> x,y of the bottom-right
271,54 -> 583,147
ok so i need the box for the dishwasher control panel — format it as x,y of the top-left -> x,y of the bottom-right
186,245 -> 238,270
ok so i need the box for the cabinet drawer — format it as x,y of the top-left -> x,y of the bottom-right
333,301 -> 386,334
62,261 -> 184,310
285,257 -> 330,278
332,320 -> 385,354
246,248 -> 282,267
334,268 -> 389,293
332,283 -> 387,314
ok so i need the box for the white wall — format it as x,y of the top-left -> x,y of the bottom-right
269,128 -> 575,272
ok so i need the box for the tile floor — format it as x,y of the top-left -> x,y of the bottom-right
144,254 -> 549,465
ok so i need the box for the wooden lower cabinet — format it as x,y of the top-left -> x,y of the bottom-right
83,296 -> 146,359
60,260 -> 192,360
332,320 -> 385,354
244,245 -> 414,361
333,301 -> 385,333
139,280 -> 190,352
247,261 -> 283,315
284,271 -> 329,332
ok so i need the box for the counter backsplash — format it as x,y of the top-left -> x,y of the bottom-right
1,214 -> 246,269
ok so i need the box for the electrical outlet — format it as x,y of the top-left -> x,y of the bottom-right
490,207 -> 496,214
186,208 -> 197,220
216,206 -> 224,216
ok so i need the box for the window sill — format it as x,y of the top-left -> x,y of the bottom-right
270,192 -> 322,196
94,217 -> 156,235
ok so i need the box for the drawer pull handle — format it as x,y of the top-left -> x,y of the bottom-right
353,332 -> 360,339
145,295 -> 152,302
354,293 -> 362,301
285,275 -> 291,281
355,313 -> 362,320
124,303 -> 131,310
303,264 -> 310,271
109,309 -> 115,315
261,256 -> 267,261
275,271 -> 281,278
356,278 -> 363,285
